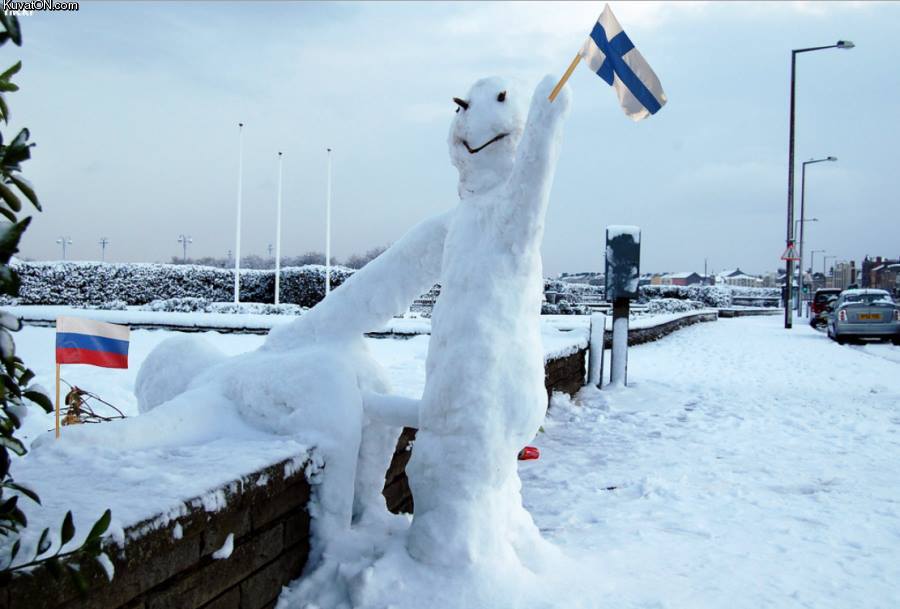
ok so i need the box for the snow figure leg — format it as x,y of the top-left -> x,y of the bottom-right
260,212 -> 448,527
406,75 -> 571,566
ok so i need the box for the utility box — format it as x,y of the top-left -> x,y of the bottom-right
604,226 -> 641,301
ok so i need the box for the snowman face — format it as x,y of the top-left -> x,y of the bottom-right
448,77 -> 527,194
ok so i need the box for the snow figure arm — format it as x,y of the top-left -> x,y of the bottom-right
361,391 -> 420,428
501,75 -> 571,243
265,210 -> 450,349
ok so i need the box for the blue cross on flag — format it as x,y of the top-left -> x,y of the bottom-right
579,4 -> 667,121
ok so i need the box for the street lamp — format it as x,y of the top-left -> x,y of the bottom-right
177,234 -> 193,263
55,236 -> 72,260
797,155 -> 837,316
98,237 -> 109,262
810,249 -> 825,292
784,40 -> 854,329
790,217 -> 818,313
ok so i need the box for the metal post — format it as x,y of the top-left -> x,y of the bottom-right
797,161 -> 807,318
782,41 -> 854,328
234,122 -> 244,304
98,237 -> 109,262
785,51 -> 797,329
587,312 -> 606,388
609,298 -> 629,386
325,147 -> 332,295
275,152 -> 283,305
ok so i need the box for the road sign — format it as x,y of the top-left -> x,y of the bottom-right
781,242 -> 800,261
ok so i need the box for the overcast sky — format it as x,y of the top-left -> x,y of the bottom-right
8,1 -> 900,276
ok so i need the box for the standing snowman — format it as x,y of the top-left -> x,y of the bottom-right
406,74 -> 571,566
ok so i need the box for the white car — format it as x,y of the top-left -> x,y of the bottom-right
827,288 -> 900,345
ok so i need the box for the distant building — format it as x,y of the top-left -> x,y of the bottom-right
659,272 -> 703,286
831,260 -> 857,290
862,256 -> 899,294
716,268 -> 763,287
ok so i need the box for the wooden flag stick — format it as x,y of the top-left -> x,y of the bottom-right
549,53 -> 582,102
55,363 -> 60,439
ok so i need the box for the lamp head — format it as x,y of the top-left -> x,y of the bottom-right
836,40 -> 854,49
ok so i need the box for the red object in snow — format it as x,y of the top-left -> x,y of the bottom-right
518,446 -> 540,461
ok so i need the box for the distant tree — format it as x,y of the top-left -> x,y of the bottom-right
344,245 -> 388,269
284,251 -> 326,266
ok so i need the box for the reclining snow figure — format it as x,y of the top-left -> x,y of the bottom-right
135,74 -> 569,571
135,219 -> 449,552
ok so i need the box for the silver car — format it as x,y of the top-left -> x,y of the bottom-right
827,288 -> 900,345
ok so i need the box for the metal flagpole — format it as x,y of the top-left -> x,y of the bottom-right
325,147 -> 332,295
234,122 -> 244,304
275,152 -> 283,305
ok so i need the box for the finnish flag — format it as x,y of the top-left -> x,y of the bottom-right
579,4 -> 667,121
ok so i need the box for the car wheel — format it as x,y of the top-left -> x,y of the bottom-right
835,333 -> 846,345
893,337 -> 900,346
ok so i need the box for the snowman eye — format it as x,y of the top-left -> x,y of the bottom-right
497,91 -> 506,102
453,97 -> 469,111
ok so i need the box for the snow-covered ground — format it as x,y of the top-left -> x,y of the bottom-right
9,315 -> 900,608
522,316 -> 900,608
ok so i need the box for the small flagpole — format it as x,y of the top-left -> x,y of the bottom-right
275,151 -> 283,305
234,122 -> 244,304
55,363 -> 60,439
549,53 -> 582,102
325,147 -> 332,295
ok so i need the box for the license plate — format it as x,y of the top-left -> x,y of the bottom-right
859,313 -> 881,321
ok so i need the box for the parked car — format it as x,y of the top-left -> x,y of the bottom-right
810,294 -> 839,330
826,288 -> 900,345
811,288 -> 843,317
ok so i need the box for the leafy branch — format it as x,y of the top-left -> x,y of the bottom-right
0,12 -> 114,594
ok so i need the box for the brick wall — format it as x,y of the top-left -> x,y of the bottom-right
4,456 -> 312,609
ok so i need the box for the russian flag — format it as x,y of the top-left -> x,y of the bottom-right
56,316 -> 130,369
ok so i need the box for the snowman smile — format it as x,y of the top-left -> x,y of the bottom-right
462,133 -> 508,154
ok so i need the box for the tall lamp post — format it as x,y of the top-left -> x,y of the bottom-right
797,155 -> 837,316
325,147 -> 333,296
178,234 -> 193,263
784,40 -> 854,329
794,216 -> 819,315
98,237 -> 109,262
810,249 -> 825,292
274,151 -> 284,305
56,236 -> 72,261
234,122 -> 244,304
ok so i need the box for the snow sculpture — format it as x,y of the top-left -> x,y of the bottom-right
134,211 -> 449,556
135,74 -> 569,580
406,75 -> 571,565
135,335 -> 226,413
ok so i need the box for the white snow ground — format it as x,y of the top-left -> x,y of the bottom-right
8,315 -> 900,608
521,315 -> 900,609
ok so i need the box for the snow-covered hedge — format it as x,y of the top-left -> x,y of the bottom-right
140,298 -> 306,316
645,298 -> 705,315
639,285 -> 779,308
6,261 -> 354,307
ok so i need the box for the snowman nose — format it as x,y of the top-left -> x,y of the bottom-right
453,97 -> 469,111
